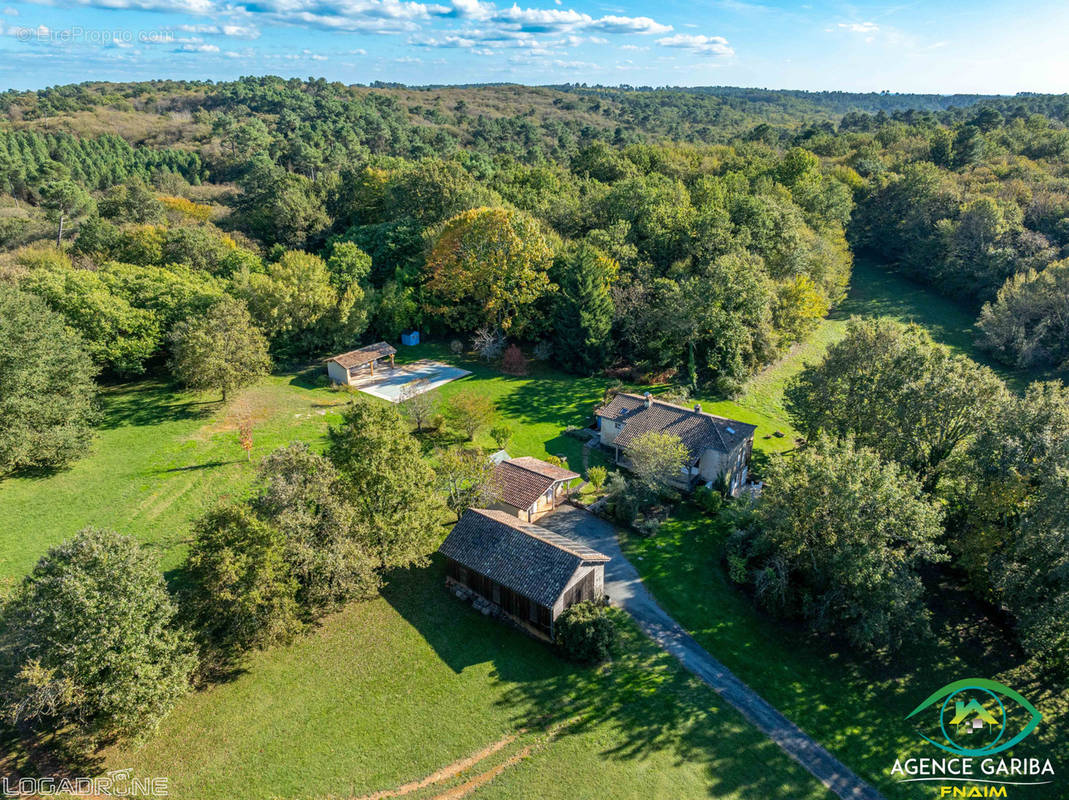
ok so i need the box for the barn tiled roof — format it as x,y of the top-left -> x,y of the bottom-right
328,342 -> 397,369
595,393 -> 756,463
438,509 -> 608,608
491,457 -> 580,510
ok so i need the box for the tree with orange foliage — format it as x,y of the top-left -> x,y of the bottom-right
423,207 -> 554,337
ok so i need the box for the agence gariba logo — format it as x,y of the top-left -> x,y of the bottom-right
890,678 -> 1055,796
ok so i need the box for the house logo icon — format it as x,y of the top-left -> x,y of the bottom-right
950,697 -> 999,736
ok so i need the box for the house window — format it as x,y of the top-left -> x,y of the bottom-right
457,566 -> 469,586
492,584 -> 501,604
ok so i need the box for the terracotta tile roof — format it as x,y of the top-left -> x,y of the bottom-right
490,457 -> 579,510
438,509 -> 608,608
327,342 -> 397,369
595,393 -> 756,462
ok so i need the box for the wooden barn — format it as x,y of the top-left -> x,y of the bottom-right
438,508 -> 609,640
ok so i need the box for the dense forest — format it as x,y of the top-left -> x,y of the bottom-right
3,78 -> 1067,386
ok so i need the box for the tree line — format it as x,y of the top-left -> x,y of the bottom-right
0,400 -> 443,755
729,317 -> 1068,670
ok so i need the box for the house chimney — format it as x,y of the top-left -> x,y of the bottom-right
694,403 -> 702,413
643,391 -> 652,409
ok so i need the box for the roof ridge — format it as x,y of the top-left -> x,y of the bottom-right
471,509 -> 608,562
505,457 -> 577,479
613,392 -> 755,431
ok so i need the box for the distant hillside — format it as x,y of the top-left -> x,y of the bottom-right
4,79 -> 1067,161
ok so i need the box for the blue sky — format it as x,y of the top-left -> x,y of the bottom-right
1,0 -> 1067,93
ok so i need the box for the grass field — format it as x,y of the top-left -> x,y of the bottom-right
0,338 -> 803,584
733,258 -> 1047,441
0,355 -> 837,798
96,562 -> 829,800
0,349 -> 611,583
619,508 -> 1068,800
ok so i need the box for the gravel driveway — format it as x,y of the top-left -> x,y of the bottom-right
539,504 -> 885,800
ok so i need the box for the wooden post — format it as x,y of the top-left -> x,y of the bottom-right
370,359 -> 375,376
390,354 -> 395,369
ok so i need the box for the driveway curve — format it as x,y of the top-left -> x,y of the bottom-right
540,504 -> 885,800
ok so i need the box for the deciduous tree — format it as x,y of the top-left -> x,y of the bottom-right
424,207 -> 555,336
327,402 -> 444,570
731,436 -> 946,653
785,317 -> 1008,491
184,504 -> 300,663
443,389 -> 495,441
0,285 -> 97,474
169,298 -> 271,401
0,529 -> 194,746
253,443 -> 379,613
436,446 -> 495,520
627,431 -> 688,495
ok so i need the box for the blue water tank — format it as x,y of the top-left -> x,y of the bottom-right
401,331 -> 420,346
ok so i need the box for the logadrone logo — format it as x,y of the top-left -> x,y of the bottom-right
890,678 -> 1055,796
1,768 -> 168,797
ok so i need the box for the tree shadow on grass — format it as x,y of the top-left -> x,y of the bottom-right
381,559 -> 829,800
628,511 -> 1069,800
287,365 -> 328,391
96,381 -> 217,431
0,720 -> 107,782
494,374 -> 608,431
158,459 -> 242,474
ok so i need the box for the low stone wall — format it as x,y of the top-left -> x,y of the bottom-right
444,577 -> 553,642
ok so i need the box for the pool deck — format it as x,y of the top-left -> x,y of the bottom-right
350,360 -> 471,402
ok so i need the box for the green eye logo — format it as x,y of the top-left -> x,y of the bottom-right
906,678 -> 1043,757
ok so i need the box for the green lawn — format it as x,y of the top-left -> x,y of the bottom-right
98,561 -> 828,800
732,258 -> 1052,442
2,257 -> 1061,797
0,350 -> 614,583
0,354 -> 835,798
620,508 -> 1068,800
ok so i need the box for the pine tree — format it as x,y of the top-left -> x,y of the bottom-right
551,243 -> 617,374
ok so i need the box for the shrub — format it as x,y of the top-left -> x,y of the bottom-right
449,339 -> 464,355
603,472 -> 639,526
490,423 -> 513,450
634,514 -> 662,537
501,343 -> 529,375
694,485 -> 723,515
472,326 -> 504,361
556,601 -> 617,663
532,340 -> 553,361
587,465 -> 607,490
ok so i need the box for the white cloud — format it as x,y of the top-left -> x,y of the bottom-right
174,22 -> 259,37
2,6 -> 18,15
9,0 -> 677,60
176,41 -> 220,51
838,21 -> 878,34
446,0 -> 670,35
657,33 -> 733,56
